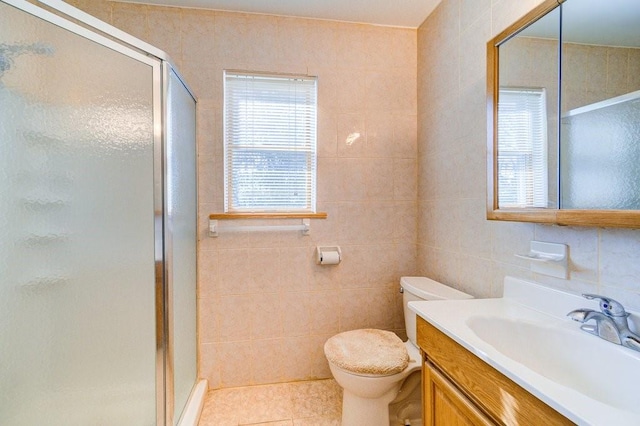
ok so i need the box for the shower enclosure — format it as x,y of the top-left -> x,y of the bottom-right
0,0 -> 200,424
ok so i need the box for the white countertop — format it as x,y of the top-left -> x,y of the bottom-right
409,277 -> 640,426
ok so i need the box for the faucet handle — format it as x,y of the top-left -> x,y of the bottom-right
582,294 -> 628,317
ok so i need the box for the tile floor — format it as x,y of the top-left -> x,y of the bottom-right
198,379 -> 342,426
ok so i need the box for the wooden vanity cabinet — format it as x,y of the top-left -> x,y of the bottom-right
417,317 -> 574,426
424,360 -> 494,425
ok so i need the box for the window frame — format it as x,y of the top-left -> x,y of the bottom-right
223,70 -> 318,214
496,87 -> 549,209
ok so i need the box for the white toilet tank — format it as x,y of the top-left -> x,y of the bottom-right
401,276 -> 473,346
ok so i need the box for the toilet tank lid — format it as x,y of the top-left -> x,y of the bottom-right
400,276 -> 473,300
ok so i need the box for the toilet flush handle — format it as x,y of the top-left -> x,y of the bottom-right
399,286 -> 404,294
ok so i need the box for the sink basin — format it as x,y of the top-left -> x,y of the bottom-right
466,315 -> 640,413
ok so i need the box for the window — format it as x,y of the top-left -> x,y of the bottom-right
497,88 -> 548,208
223,71 -> 317,213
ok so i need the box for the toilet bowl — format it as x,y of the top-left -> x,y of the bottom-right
324,277 -> 473,426
328,339 -> 422,426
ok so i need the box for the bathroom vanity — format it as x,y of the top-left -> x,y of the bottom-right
410,277 -> 640,426
417,317 -> 570,425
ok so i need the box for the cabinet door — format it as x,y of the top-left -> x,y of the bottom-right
424,361 -> 495,426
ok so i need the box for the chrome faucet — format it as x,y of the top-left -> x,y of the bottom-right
568,294 -> 640,352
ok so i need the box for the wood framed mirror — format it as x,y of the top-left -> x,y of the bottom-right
487,0 -> 640,228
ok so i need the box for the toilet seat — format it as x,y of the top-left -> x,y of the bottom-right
324,329 -> 409,376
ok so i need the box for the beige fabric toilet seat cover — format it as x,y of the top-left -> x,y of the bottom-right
324,329 -> 409,376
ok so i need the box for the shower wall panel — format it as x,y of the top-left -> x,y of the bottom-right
166,67 -> 198,425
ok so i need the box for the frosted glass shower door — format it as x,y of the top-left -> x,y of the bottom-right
0,1 -> 160,425
166,67 -> 197,425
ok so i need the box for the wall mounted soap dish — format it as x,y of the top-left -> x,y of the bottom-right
515,241 -> 568,279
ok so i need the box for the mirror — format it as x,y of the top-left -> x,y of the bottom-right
561,0 -> 640,210
487,0 -> 640,227
496,6 -> 560,210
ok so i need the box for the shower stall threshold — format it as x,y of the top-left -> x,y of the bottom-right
178,380 -> 208,426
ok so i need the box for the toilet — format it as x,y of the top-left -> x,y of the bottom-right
324,276 -> 473,426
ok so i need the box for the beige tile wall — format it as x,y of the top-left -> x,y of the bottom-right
67,0 -> 417,389
563,43 -> 640,112
502,37 -> 640,114
417,0 -> 640,309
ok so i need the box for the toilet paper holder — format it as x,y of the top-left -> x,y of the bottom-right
316,246 -> 342,265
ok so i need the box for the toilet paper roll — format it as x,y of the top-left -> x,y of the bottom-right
320,250 -> 340,265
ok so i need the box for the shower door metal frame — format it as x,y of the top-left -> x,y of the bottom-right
0,0 -> 187,424
161,60 -> 175,426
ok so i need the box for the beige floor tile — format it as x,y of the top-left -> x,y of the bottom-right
292,415 -> 341,426
290,380 -> 342,418
199,383 -> 294,425
199,379 -> 343,426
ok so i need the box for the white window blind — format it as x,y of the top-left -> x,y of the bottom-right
497,88 -> 548,208
224,71 -> 317,213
